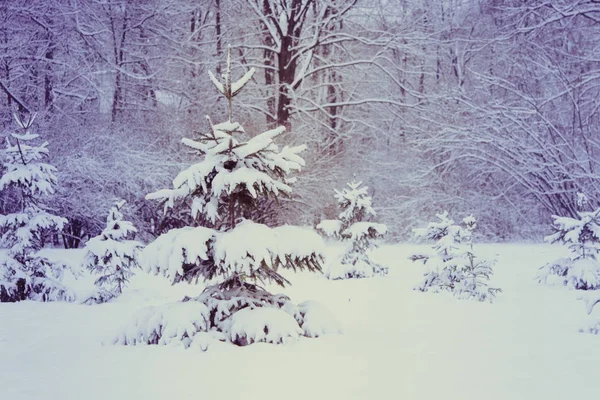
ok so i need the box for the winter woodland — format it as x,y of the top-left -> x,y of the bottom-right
2,1 -> 600,399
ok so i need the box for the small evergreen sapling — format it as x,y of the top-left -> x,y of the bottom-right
317,181 -> 388,279
82,200 -> 143,304
537,209 -> 600,290
114,46 -> 336,349
410,212 -> 500,302
0,113 -> 73,302
580,292 -> 600,334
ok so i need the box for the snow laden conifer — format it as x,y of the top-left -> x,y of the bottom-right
82,200 -> 143,304
580,291 -> 600,334
114,46 -> 337,349
537,208 -> 600,290
0,113 -> 73,302
317,181 -> 388,279
410,212 -> 500,302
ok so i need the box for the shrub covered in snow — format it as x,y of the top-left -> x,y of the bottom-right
113,301 -> 212,347
0,113 -> 73,302
410,212 -> 500,302
114,47 -> 332,349
297,300 -> 343,338
317,180 -> 388,279
82,200 -> 143,304
581,293 -> 600,335
537,209 -> 600,290
229,307 -> 303,346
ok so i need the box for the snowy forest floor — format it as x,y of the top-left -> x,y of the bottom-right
2,243 -> 600,400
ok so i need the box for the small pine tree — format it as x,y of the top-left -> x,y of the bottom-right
410,212 -> 500,302
537,209 -> 600,290
0,113 -> 73,302
82,200 -> 142,304
317,180 -> 388,279
114,46 -> 333,349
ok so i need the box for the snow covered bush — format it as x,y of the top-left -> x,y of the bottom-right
114,47 -> 334,349
581,293 -> 600,335
228,307 -> 303,346
0,113 -> 74,302
537,209 -> 600,290
410,212 -> 500,302
82,200 -> 143,304
297,300 -> 343,338
317,180 -> 388,279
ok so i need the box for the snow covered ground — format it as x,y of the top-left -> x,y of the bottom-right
2,243 -> 600,400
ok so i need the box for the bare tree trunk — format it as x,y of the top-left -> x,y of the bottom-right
216,0 -> 223,75
110,4 -> 129,123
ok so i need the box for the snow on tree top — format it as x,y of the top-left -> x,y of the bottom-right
148,124 -> 306,223
85,237 -> 140,263
104,219 -> 137,241
413,211 -> 455,241
462,215 -> 476,229
207,45 -> 256,99
13,112 -> 36,129
334,180 -> 376,223
146,44 -> 309,229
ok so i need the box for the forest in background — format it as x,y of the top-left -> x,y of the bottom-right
1,0 -> 599,244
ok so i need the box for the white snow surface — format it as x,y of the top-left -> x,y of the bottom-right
298,300 -> 342,338
3,243 -> 600,399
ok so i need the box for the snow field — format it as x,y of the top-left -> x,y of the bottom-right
1,243 -> 600,399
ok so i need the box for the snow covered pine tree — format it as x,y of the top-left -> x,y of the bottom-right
410,212 -> 500,302
0,113 -> 73,302
317,181 -> 388,279
537,209 -> 600,290
113,46 -> 339,349
82,200 -> 143,304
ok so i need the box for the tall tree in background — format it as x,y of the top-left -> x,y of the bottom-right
3,0 -> 600,240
